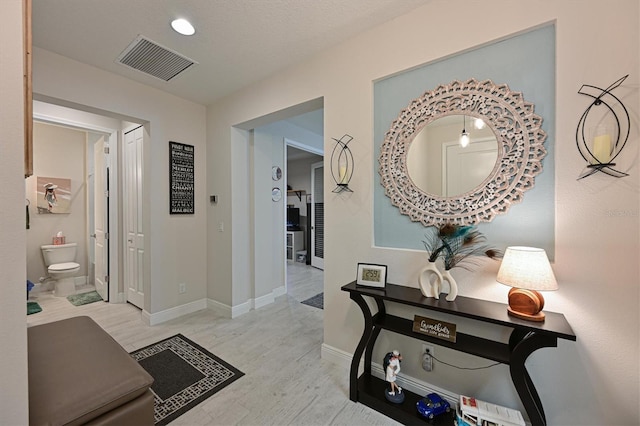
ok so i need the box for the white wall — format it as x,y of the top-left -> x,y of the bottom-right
0,0 -> 29,422
207,1 -> 639,424
33,48 -> 208,316
251,127 -> 279,305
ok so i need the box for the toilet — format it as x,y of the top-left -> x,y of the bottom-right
41,243 -> 81,297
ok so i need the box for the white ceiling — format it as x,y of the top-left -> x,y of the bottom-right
32,0 -> 430,107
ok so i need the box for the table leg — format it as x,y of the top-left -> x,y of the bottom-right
349,293 -> 374,401
509,331 -> 557,426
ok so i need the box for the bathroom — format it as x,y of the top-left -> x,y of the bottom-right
26,119 -> 102,298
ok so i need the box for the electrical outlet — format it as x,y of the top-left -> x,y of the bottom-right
179,283 -> 186,294
422,343 -> 435,372
422,343 -> 435,357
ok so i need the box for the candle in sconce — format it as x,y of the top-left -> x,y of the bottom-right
592,134 -> 612,164
339,165 -> 347,184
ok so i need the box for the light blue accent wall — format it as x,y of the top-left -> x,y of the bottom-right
373,25 -> 556,257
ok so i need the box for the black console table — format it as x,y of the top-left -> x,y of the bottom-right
341,281 -> 576,426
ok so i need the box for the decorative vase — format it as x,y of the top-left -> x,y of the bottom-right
418,261 -> 442,299
441,269 -> 458,301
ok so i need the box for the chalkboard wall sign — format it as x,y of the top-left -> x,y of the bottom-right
169,141 -> 195,214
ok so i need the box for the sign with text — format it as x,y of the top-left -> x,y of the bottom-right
169,141 -> 195,214
412,315 -> 457,343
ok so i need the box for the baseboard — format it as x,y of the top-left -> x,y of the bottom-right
253,292 -> 274,310
207,298 -> 232,317
141,310 -> 151,326
207,285 -> 284,319
142,298 -> 207,326
273,285 -> 286,298
371,362 -> 459,406
207,298 -> 252,319
231,300 -> 251,318
320,343 -> 458,407
31,281 -> 53,293
321,343 -> 357,369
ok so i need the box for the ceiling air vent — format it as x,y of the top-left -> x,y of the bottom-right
116,35 -> 197,82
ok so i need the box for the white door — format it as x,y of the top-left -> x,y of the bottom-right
93,136 -> 109,300
311,162 -> 324,270
124,126 -> 144,308
443,139 -> 498,197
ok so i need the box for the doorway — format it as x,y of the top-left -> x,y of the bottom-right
235,100 -> 324,311
31,115 -> 119,303
285,138 -> 323,271
283,142 -> 324,306
32,101 -> 145,306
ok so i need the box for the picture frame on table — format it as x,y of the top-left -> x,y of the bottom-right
356,263 -> 387,289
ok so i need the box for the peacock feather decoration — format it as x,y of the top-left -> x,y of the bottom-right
423,224 -> 502,271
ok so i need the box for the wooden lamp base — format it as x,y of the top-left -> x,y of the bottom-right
507,288 -> 546,322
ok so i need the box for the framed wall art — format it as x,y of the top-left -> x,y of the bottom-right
169,141 -> 195,214
37,176 -> 71,214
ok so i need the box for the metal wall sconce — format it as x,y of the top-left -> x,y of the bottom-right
576,75 -> 630,180
330,134 -> 354,193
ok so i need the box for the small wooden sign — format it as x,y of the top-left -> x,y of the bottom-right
413,315 -> 457,343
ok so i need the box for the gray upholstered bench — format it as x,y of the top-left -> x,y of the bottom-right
28,316 -> 154,425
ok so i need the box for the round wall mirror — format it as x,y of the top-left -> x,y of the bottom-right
406,114 -> 498,197
379,78 -> 547,226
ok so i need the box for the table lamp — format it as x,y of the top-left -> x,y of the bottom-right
496,246 -> 558,322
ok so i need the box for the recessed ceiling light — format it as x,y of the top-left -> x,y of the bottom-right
171,18 -> 195,36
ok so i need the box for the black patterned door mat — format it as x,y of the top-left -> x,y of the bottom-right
130,334 -> 244,425
301,292 -> 323,309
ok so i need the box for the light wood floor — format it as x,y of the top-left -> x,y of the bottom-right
26,263 -> 399,426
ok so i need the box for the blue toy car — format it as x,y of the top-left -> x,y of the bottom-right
416,392 -> 451,419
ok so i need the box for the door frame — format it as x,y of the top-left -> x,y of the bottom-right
33,112 -> 120,303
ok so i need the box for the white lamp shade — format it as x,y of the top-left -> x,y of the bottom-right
497,246 -> 558,291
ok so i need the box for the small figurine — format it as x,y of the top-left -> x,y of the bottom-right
383,350 -> 405,403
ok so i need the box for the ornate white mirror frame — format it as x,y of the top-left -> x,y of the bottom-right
378,78 -> 548,226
